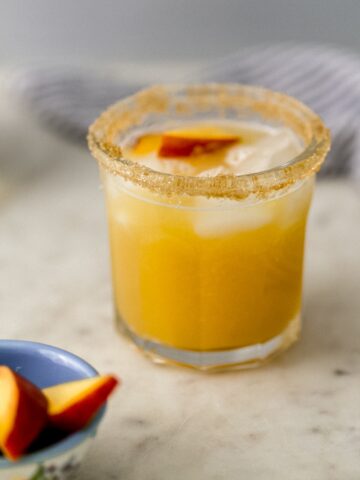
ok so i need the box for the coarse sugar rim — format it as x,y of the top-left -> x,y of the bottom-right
88,83 -> 330,200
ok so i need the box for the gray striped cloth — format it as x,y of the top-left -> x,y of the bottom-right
11,44 -> 360,177
9,66 -> 144,144
198,44 -> 360,178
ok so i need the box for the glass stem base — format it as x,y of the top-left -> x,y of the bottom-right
116,313 -> 301,372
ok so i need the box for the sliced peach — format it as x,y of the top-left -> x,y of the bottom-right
43,375 -> 119,432
158,133 -> 239,158
0,366 -> 48,460
132,133 -> 162,156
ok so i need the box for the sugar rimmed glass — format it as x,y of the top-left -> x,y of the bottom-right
88,84 -> 330,371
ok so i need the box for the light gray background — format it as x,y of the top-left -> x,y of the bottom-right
0,0 -> 359,64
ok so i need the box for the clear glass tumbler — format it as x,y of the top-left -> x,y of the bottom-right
88,84 -> 330,371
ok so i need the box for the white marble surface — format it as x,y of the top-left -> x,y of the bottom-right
1,74 -> 360,480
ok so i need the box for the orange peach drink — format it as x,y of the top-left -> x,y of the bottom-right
88,85 -> 329,370
107,123 -> 310,355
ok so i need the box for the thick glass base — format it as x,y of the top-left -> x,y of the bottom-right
116,313 -> 301,372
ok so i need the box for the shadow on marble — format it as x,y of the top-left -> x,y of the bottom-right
276,270 -> 360,374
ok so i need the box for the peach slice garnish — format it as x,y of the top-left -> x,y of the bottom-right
0,366 -> 48,460
43,375 -> 119,432
158,128 -> 239,158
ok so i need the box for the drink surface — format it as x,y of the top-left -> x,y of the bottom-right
105,119 -> 312,361
123,120 -> 302,176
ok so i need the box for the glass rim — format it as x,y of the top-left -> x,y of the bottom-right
88,83 -> 330,200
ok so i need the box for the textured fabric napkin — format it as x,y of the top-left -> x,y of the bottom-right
10,66 -> 144,143
10,44 -> 360,177
198,44 -> 360,178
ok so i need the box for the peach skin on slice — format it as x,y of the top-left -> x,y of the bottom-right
158,133 -> 239,158
43,375 -> 119,432
0,366 -> 48,460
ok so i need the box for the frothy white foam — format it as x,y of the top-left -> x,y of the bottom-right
223,127 -> 301,175
140,155 -> 195,176
125,121 -> 303,177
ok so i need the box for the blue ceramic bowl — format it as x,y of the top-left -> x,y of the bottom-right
0,340 -> 105,480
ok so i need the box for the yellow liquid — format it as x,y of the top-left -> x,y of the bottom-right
105,123 -> 312,353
